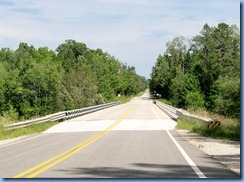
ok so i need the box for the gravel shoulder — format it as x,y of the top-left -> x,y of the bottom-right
176,129 -> 240,176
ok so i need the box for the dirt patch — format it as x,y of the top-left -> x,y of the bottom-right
176,129 -> 240,175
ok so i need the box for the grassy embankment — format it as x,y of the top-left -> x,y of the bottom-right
158,98 -> 240,141
0,91 -> 146,141
0,117 -> 59,140
177,108 -> 239,141
114,91 -> 145,104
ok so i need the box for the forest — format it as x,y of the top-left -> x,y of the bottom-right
0,40 -> 147,121
150,23 -> 240,119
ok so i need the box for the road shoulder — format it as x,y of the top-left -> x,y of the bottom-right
176,129 -> 240,176
0,133 -> 41,147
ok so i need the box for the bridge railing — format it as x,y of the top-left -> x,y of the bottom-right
155,100 -> 212,123
4,102 -> 120,130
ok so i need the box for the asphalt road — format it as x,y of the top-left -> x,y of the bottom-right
0,91 -> 239,178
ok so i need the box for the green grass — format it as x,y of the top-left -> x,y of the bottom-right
0,92 -> 145,141
0,91 -> 146,141
115,95 -> 134,103
152,100 -> 240,141
0,92 -> 143,141
158,98 -> 175,106
0,121 -> 59,140
114,90 -> 147,104
176,118 -> 240,141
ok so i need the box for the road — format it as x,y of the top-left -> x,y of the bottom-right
0,91 -> 239,178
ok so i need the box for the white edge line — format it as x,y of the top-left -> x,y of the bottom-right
150,104 -> 206,178
0,133 -> 47,149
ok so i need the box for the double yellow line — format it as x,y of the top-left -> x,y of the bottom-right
14,106 -> 135,178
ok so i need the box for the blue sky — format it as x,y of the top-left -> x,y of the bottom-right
0,0 -> 240,78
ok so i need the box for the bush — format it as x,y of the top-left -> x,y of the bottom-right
2,105 -> 18,121
185,91 -> 205,110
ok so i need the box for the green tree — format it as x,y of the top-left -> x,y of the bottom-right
56,40 -> 87,71
0,39 -> 147,121
57,65 -> 100,110
150,22 -> 240,119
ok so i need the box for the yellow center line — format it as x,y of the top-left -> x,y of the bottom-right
14,105 -> 135,178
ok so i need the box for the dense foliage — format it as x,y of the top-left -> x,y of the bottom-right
0,40 -> 147,120
150,23 -> 240,119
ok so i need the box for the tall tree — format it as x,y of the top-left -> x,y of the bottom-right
150,23 -> 240,118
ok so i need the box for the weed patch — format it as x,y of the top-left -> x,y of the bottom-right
0,121 -> 59,140
176,118 -> 240,141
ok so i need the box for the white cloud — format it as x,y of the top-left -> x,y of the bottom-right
0,0 -> 240,78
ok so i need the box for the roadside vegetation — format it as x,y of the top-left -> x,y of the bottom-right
150,23 -> 239,119
0,40 -> 147,140
0,40 -> 147,122
0,119 -> 59,140
176,115 -> 240,141
115,91 -> 146,104
149,22 -> 240,141
0,90 -> 146,140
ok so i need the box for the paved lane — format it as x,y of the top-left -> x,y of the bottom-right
0,91 -> 239,178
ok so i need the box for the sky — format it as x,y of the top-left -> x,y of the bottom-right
0,0 -> 240,78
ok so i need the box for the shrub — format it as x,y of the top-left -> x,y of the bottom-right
2,105 -> 18,121
185,91 -> 205,110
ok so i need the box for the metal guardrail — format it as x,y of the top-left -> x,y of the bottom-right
155,100 -> 179,120
155,100 -> 212,123
65,102 -> 119,120
4,102 -> 120,130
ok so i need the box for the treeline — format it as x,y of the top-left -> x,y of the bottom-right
0,40 -> 147,120
150,23 -> 240,119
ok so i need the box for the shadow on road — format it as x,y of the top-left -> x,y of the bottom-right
55,163 -> 240,178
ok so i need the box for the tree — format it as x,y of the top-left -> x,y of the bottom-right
56,40 -> 87,71
150,54 -> 171,98
57,65 -> 101,110
0,40 -> 147,121
165,36 -> 189,74
150,22 -> 240,119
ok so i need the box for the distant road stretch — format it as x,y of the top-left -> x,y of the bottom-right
0,91 -> 239,178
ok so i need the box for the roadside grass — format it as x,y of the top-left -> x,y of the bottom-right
176,117 -> 240,141
0,94 -> 135,141
114,95 -> 134,104
158,98 -> 175,106
0,90 -> 147,141
153,99 -> 240,141
0,120 -> 59,140
0,92 -> 143,141
115,91 -> 146,104
0,116 -> 13,126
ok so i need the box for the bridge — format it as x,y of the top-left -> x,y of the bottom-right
0,91 -> 239,178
